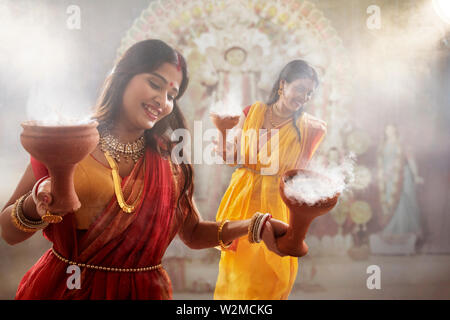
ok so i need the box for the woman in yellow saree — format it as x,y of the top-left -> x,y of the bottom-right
214,60 -> 327,300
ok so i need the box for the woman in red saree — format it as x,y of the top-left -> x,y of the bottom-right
0,39 -> 286,299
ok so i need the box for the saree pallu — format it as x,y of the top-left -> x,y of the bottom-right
16,148 -> 179,300
214,102 -> 326,300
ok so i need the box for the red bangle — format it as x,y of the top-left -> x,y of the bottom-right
260,214 -> 272,237
32,175 -> 50,203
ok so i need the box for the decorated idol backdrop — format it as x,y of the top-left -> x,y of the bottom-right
115,0 -> 450,293
0,0 -> 449,298
117,0 -> 355,260
116,0 -> 450,260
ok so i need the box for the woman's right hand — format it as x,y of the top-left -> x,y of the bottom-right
268,218 -> 288,238
261,218 -> 289,257
32,178 -> 54,218
212,137 -> 238,163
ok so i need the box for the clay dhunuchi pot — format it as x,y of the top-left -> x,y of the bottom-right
277,169 -> 340,257
210,113 -> 240,161
209,113 -> 240,136
20,120 -> 99,214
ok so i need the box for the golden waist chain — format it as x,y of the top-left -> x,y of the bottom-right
51,247 -> 162,273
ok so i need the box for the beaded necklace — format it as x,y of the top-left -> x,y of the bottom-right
99,130 -> 145,163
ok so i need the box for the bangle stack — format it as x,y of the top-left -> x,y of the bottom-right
11,191 -> 48,233
31,176 -> 50,204
248,212 -> 272,243
218,220 -> 232,250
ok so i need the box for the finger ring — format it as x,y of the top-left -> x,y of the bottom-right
41,211 -> 63,224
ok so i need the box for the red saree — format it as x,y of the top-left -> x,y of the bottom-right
16,147 -> 180,299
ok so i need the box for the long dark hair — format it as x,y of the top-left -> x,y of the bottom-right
266,60 -> 319,142
93,39 -> 193,221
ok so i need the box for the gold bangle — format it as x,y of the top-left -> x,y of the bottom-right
16,191 -> 48,229
248,214 -> 256,243
11,195 -> 37,233
41,211 -> 63,224
218,220 -> 232,250
254,213 -> 271,243
253,214 -> 262,243
248,212 -> 262,243
252,213 -> 266,243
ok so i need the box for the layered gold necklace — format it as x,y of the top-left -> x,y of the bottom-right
104,151 -> 144,214
99,130 -> 145,163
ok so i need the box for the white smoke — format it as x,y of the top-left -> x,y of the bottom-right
284,153 -> 356,206
0,0 -> 93,126
28,118 -> 93,127
26,80 -> 92,126
209,92 -> 242,118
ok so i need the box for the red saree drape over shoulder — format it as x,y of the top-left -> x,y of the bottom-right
16,148 -> 180,299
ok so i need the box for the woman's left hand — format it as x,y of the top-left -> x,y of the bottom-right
261,219 -> 288,257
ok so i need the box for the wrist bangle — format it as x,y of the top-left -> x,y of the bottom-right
259,214 -> 272,236
255,213 -> 272,243
17,191 -> 48,228
252,214 -> 263,243
11,192 -> 47,232
32,175 -> 50,204
247,213 -> 257,243
248,212 -> 263,243
218,220 -> 231,250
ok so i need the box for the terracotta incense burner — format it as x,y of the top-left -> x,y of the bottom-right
210,113 -> 240,161
277,169 -> 340,257
210,113 -> 240,136
20,120 -> 99,214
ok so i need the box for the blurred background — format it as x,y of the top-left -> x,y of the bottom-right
0,0 -> 449,299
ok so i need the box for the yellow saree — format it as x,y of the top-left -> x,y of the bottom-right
214,101 -> 326,300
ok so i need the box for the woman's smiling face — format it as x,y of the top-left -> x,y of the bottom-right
120,62 -> 182,131
280,78 -> 316,113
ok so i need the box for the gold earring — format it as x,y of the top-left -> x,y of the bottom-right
278,87 -> 283,96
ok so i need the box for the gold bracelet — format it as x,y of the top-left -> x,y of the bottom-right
218,220 -> 232,250
248,212 -> 262,243
252,213 -> 265,243
11,194 -> 38,233
247,214 -> 256,243
16,191 -> 48,229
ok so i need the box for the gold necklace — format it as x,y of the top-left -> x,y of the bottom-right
104,151 -> 144,214
100,130 -> 145,163
269,104 -> 290,128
